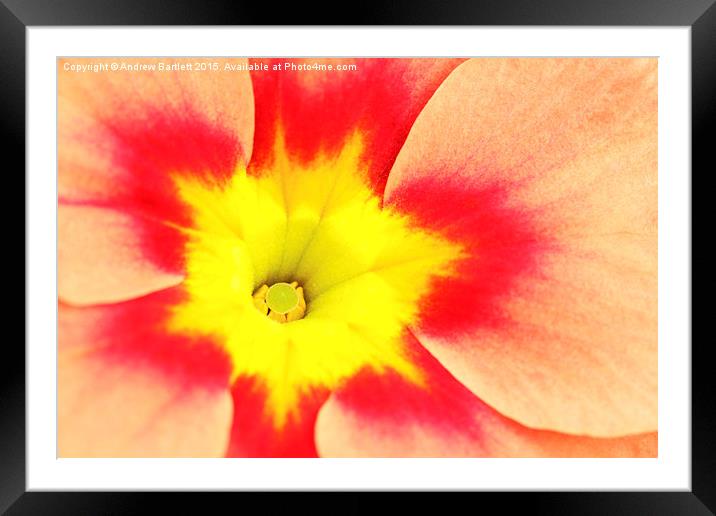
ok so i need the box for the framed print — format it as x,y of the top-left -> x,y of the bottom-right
5,0 -> 709,513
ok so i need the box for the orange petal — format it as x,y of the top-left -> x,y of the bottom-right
315,334 -> 656,457
58,290 -> 234,457
59,204 -> 183,305
59,57 -> 254,204
384,59 -> 657,437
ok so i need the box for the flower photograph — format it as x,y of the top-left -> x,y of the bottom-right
58,57 -> 657,458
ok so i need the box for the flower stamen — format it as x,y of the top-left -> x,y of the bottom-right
253,281 -> 307,323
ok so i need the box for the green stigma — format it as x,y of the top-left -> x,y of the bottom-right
265,282 -> 299,315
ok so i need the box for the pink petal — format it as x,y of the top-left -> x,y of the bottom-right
58,289 -> 234,457
384,58 -> 657,437
315,333 -> 656,457
59,204 -> 183,305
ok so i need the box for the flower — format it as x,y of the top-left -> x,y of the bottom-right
58,58 -> 657,457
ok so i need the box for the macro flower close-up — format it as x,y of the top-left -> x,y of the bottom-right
58,57 -> 657,458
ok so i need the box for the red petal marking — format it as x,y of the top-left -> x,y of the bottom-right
248,58 -> 465,194
63,287 -> 233,390
227,377 -> 330,457
330,332 -> 481,432
61,107 -> 243,274
107,106 -> 242,204
387,176 -> 552,338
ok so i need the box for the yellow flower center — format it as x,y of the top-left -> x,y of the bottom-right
166,131 -> 462,426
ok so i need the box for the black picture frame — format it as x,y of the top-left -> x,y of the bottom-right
3,0 -> 708,513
